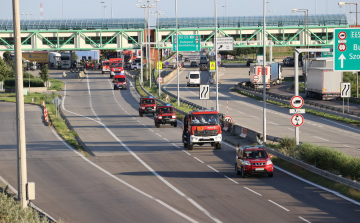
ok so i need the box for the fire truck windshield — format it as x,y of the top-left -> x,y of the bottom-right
114,78 -> 126,82
102,62 -> 110,66
191,114 -> 219,125
111,62 -> 122,67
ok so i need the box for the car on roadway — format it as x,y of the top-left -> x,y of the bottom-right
190,61 -> 197,67
200,64 -> 208,71
184,58 -> 190,62
113,74 -> 127,90
139,96 -> 157,117
283,57 -> 292,66
154,104 -> 177,128
235,145 -> 273,178
246,59 -> 254,66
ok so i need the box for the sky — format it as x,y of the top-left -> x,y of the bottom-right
1,0 -> 359,25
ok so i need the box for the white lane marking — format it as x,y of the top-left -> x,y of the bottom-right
194,157 -> 204,164
221,142 -> 360,206
207,165 -> 220,173
164,68 -> 185,88
182,150 -> 191,155
65,81 -> 222,223
268,121 -> 279,126
137,120 -> 141,123
299,216 -> 311,223
224,175 -> 239,184
164,138 -> 170,142
172,143 -> 180,148
237,111 -> 245,114
148,128 -> 154,132
143,124 -> 147,127
132,117 -> 136,119
287,128 -> 295,131
49,128 -> 198,223
313,136 -> 329,142
251,116 -> 260,119
320,118 -> 360,132
156,133 -> 162,137
86,77 -> 101,122
268,200 -> 290,212
244,187 -> 262,196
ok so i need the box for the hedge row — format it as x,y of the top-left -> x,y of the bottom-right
278,137 -> 360,181
4,78 -> 44,87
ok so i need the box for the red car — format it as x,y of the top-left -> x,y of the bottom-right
113,74 -> 127,90
154,104 -> 177,128
139,96 -> 156,117
235,145 -> 273,177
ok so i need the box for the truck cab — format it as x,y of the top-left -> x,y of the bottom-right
235,145 -> 273,178
113,74 -> 127,90
139,96 -> 157,117
182,110 -> 222,150
249,63 -> 271,89
154,104 -> 177,128
110,58 -> 123,78
102,60 -> 110,74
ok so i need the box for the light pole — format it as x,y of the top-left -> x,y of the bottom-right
111,0 -> 113,19
338,2 -> 358,97
263,0 -> 267,144
292,9 -> 308,80
21,12 -> 33,19
62,0 -> 64,18
100,2 -> 105,18
176,0 -> 179,106
153,0 -> 161,96
267,10 -> 276,16
215,0 -> 219,112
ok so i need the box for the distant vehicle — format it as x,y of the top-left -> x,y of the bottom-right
131,62 -> 141,70
139,96 -> 157,117
186,71 -> 201,87
249,63 -> 271,89
182,109 -> 222,150
235,145 -> 274,178
246,59 -> 254,66
200,64 -> 208,71
184,58 -> 190,62
102,60 -> 110,74
19,51 -> 61,67
109,58 -> 123,78
283,57 -> 292,66
190,61 -> 197,67
60,51 -> 72,69
288,58 -> 295,66
112,74 -> 127,90
200,56 -> 208,64
154,104 -> 177,128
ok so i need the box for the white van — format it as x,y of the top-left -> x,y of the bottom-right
186,71 -> 201,87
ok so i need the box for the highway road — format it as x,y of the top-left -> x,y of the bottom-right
164,52 -> 360,157
1,67 -> 360,222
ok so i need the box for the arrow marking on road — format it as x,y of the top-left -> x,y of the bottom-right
339,54 -> 346,68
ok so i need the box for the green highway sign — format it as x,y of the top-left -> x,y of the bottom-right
172,35 -> 200,51
334,28 -> 360,71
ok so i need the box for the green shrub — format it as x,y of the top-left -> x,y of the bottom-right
4,78 -> 44,87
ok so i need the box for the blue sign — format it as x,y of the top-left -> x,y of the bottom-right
210,52 -> 215,56
165,61 -> 169,66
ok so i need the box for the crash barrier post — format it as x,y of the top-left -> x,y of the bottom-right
43,107 -> 49,125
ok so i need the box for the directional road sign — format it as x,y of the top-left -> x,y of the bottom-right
289,109 -> 306,114
172,35 -> 201,52
340,82 -> 351,98
216,37 -> 234,51
253,75 -> 259,83
291,114 -> 304,127
334,28 -> 360,71
199,85 -> 210,100
290,96 -> 304,109
157,77 -> 163,83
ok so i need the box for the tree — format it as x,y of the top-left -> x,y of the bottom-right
3,51 -> 11,62
100,49 -> 116,60
72,51 -> 78,62
39,64 -> 49,82
0,57 -> 12,81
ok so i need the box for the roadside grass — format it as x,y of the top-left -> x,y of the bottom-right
48,78 -> 63,91
290,81 -> 305,93
270,157 -> 360,202
234,88 -> 360,126
0,92 -> 89,156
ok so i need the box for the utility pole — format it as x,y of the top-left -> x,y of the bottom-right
12,0 -> 28,209
263,0 -> 267,144
215,0 -> 219,112
176,0 -> 179,106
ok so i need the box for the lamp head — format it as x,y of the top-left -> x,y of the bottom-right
292,9 -> 298,13
338,2 -> 346,6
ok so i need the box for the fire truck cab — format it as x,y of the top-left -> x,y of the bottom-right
113,74 -> 127,90
154,104 -> 177,128
101,60 -> 110,74
182,110 -> 222,150
139,96 -> 157,117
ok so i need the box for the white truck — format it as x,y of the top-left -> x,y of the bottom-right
131,62 -> 141,70
305,67 -> 342,100
60,51 -> 72,69
249,63 -> 271,89
269,62 -> 282,85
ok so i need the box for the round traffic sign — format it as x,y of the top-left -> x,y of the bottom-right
253,75 -> 259,82
217,61 -> 221,66
157,77 -> 163,83
338,43 -> 347,52
338,31 -> 347,40
290,96 -> 304,109
224,116 -> 233,123
291,114 -> 304,127
165,61 -> 169,66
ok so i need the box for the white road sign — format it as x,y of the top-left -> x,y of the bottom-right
290,96 -> 304,109
199,85 -> 210,100
52,97 -> 62,107
289,109 -> 306,114
253,75 -> 259,83
340,82 -> 351,98
291,114 -> 304,127
216,37 -> 234,51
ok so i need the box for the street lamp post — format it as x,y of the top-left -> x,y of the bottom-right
21,12 -> 33,19
100,2 -> 105,18
263,0 -> 267,144
176,0 -> 180,106
215,0 -> 219,112
153,0 -> 161,96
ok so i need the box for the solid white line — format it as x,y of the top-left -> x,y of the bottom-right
164,138 -> 170,142
224,175 -> 239,184
207,165 -> 220,173
287,127 -> 295,131
251,116 -> 260,119
268,200 -> 290,212
320,118 -> 360,132
313,136 -> 329,142
182,150 -> 191,155
50,128 -> 198,223
244,187 -> 262,196
137,120 -> 141,123
65,80 -> 222,223
299,216 -> 311,223
237,111 -> 245,114
172,143 -> 180,148
194,157 -> 204,164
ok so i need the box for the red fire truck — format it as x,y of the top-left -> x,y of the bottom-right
182,110 -> 222,150
101,60 -> 110,74
109,58 -> 123,78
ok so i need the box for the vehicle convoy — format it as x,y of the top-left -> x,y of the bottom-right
101,60 -> 110,73
154,104 -> 177,128
235,145 -> 274,178
182,110 -> 222,150
249,63 -> 271,89
139,96 -> 157,117
109,58 -> 123,78
60,51 -> 72,69
112,74 -> 127,90
186,71 -> 201,87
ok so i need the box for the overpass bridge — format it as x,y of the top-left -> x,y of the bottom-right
0,14 -> 348,51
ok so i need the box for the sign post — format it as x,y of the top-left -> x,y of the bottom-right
340,82 -> 351,113
290,96 -> 304,145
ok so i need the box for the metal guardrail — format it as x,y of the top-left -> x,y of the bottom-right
138,70 -> 360,191
236,84 -> 360,122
